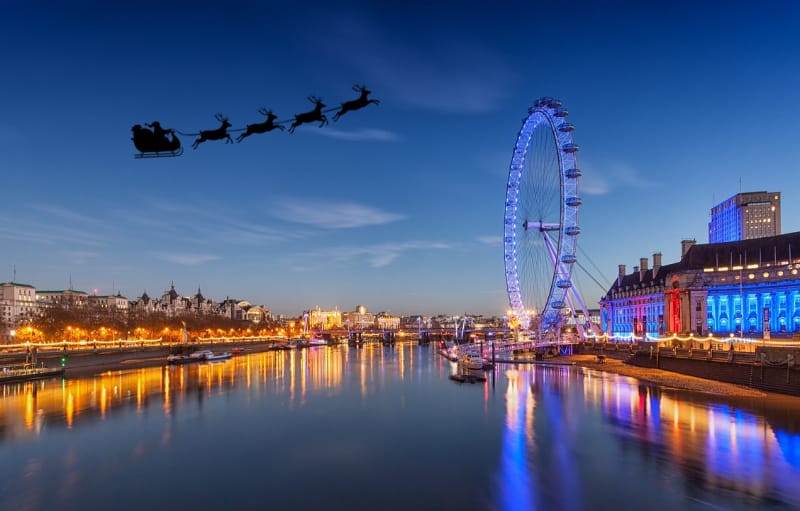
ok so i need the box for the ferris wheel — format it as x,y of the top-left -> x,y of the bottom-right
503,97 -> 585,338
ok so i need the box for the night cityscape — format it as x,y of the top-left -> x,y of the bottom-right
2,2 -> 800,510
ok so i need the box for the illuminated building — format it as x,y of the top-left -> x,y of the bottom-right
36,289 -> 89,308
131,291 -> 157,314
1,282 -> 37,341
342,305 -> 374,330
306,306 -> 342,330
601,231 -> 800,338
87,292 -> 129,313
158,283 -> 186,317
563,308 -> 601,331
708,191 -> 781,243
245,305 -> 272,324
375,311 -> 400,330
187,287 -> 213,314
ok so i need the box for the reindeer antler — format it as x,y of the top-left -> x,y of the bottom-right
214,113 -> 228,122
257,107 -> 273,116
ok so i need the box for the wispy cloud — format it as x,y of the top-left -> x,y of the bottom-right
32,205 -> 107,228
301,241 -> 453,268
120,198 -> 296,245
580,171 -> 611,196
153,252 -> 221,265
216,225 -> 289,244
611,162 -> 660,188
314,128 -> 400,142
0,205 -> 108,247
580,160 -> 658,195
64,251 -> 100,265
320,16 -> 515,114
272,199 -> 405,229
476,235 -> 501,246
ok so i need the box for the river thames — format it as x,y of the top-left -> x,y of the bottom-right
1,342 -> 799,511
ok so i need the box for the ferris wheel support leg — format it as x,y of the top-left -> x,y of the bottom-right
541,231 -> 578,340
542,230 -> 597,342
563,291 -> 586,340
567,285 -> 601,338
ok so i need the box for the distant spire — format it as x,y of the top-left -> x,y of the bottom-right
69,274 -> 73,291
12,264 -> 16,282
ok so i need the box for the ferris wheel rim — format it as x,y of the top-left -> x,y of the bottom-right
503,97 -> 580,336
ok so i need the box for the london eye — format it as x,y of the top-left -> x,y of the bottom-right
503,97 -> 582,339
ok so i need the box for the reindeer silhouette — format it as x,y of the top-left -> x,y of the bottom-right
288,96 -> 328,133
192,113 -> 233,149
236,108 -> 286,142
333,85 -> 380,121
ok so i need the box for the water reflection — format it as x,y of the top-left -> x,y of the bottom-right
498,365 -> 800,510
0,344 -> 421,441
1,344 -> 798,510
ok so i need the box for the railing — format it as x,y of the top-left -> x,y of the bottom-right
458,340 -> 567,358
651,346 -> 757,364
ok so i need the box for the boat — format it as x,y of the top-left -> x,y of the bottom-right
307,337 -> 327,346
167,350 -> 230,364
288,338 -> 305,349
439,342 -> 460,362
449,373 -> 487,384
204,351 -> 233,361
459,353 -> 490,370
167,354 -> 197,364
0,363 -> 64,383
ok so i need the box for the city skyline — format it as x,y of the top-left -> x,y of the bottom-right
2,1 -> 799,316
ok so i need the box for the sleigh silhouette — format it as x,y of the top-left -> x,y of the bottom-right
131,123 -> 183,158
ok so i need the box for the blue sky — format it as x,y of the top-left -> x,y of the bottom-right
1,1 -> 799,317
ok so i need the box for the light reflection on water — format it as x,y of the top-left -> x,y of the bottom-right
498,365 -> 800,510
0,343 -> 798,511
